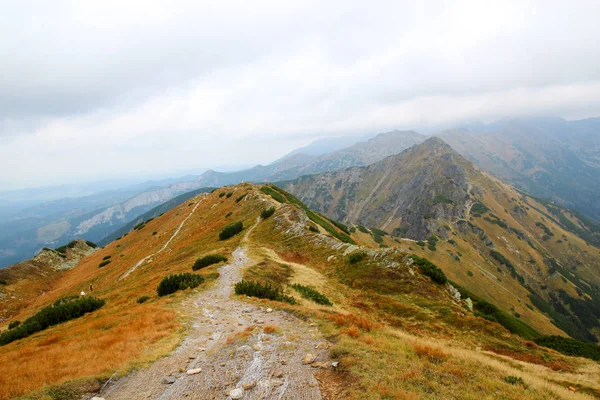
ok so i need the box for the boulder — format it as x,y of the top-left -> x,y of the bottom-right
229,388 -> 244,399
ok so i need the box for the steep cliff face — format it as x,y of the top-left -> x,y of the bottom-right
283,137 -> 475,239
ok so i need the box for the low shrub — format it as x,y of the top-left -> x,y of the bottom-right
152,231 -> 157,235
534,335 -> 600,361
504,376 -> 525,386
234,280 -> 296,304
235,193 -> 247,203
98,260 -> 111,268
157,273 -> 204,296
411,255 -> 447,284
348,252 -> 367,264
413,344 -> 448,363
260,207 -> 275,219
308,225 -> 319,232
0,279 -> 6,285
193,254 -> 228,270
134,222 -> 145,230
136,295 -> 150,304
225,212 -> 232,217
415,240 -> 425,247
331,220 -> 350,235
8,321 -> 20,330
357,225 -> 370,234
85,240 -> 98,248
219,221 -> 244,240
0,296 -> 105,346
219,192 -> 226,198
290,283 -> 332,306
102,255 -> 111,260
226,192 -> 233,198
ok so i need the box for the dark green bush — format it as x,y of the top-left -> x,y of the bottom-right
0,296 -> 105,346
225,212 -> 232,217
356,225 -> 369,234
157,273 -> 205,296
290,284 -> 332,306
411,255 -> 447,284
331,220 -> 350,235
226,192 -> 233,198
8,321 -> 20,330
152,231 -> 157,235
260,207 -> 275,219
102,255 -> 111,260
98,260 -> 111,268
467,271 -> 474,277
308,225 -> 319,232
260,186 -> 287,203
219,221 -> 244,240
534,336 -> 600,361
235,193 -> 247,203
433,194 -> 453,204
415,240 -> 425,247
474,299 -> 539,340
193,254 -> 228,270
85,240 -> 98,248
219,192 -> 226,198
55,240 -> 78,254
504,376 -> 525,386
136,296 -> 150,304
234,280 -> 296,304
348,252 -> 367,264
0,279 -> 6,285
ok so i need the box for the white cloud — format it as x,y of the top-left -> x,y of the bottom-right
1,0 -> 599,188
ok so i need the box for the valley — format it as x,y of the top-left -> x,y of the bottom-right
1,184 -> 598,399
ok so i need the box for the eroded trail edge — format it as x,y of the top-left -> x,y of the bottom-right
102,226 -> 329,399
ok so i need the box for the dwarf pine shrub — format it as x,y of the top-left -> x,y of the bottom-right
157,273 -> 204,296
193,254 -> 228,270
290,284 -> 332,306
219,221 -> 244,240
260,207 -> 275,219
0,296 -> 105,346
234,280 -> 296,304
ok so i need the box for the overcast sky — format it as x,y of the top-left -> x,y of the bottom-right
1,0 -> 599,189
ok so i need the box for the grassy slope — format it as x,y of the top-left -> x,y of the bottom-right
1,183 -> 598,399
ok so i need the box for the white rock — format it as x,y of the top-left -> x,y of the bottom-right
266,308 -> 273,313
229,388 -> 244,399
331,361 -> 339,368
186,368 -> 202,375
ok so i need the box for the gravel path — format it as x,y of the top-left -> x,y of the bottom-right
99,221 -> 330,400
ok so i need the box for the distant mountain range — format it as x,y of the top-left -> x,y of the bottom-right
440,117 -> 600,221
281,136 -> 600,341
0,130 -> 424,267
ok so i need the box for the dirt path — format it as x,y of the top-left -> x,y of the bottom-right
120,195 -> 206,280
100,220 -> 330,400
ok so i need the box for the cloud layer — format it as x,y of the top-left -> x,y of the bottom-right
1,0 -> 599,189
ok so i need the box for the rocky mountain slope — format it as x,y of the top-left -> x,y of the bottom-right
0,239 -> 97,323
282,138 -> 600,342
1,184 -> 598,399
440,117 -> 600,221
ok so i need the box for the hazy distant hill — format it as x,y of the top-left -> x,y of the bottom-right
440,117 -> 600,221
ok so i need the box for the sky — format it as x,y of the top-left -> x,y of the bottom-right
1,0 -> 599,190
